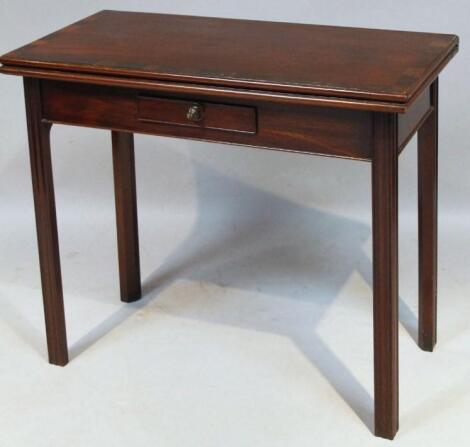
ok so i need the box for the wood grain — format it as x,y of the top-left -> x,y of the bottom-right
137,96 -> 257,134
1,10 -> 459,440
0,11 -> 458,104
2,65 -> 424,113
41,80 -> 374,160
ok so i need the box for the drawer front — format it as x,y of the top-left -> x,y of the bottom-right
41,80 -> 374,160
137,96 -> 257,134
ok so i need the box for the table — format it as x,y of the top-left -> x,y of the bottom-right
0,10 -> 458,439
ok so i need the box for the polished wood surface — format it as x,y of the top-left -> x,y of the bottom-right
23,78 -> 68,366
40,80 -> 374,160
137,96 -> 257,134
0,64 -> 432,113
0,11 -> 459,440
0,11 -> 458,109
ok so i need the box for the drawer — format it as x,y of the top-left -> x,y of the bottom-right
137,96 -> 257,134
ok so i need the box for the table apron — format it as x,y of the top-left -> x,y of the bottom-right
39,79 -> 432,161
39,79 -> 374,160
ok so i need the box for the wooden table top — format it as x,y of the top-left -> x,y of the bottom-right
0,10 -> 458,105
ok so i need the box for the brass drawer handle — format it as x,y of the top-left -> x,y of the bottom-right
186,103 -> 203,122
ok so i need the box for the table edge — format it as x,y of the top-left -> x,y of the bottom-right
0,13 -> 459,105
0,64 -> 414,113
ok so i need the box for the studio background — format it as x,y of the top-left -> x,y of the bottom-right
0,1 -> 468,446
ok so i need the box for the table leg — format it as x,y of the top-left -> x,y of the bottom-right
112,131 -> 142,302
372,112 -> 399,439
418,79 -> 438,352
24,78 -> 68,366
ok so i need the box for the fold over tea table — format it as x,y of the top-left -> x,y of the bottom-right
0,10 -> 459,439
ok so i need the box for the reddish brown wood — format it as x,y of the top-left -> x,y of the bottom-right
112,131 -> 141,302
41,80 -> 374,161
0,11 -> 460,440
0,65 -> 425,113
398,87 -> 432,151
0,11 -> 458,104
372,112 -> 399,440
418,79 -> 439,351
24,77 -> 68,366
137,96 -> 257,134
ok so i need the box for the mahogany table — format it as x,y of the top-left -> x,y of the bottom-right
0,10 -> 459,439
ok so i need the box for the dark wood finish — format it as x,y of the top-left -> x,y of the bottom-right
0,11 -> 458,104
372,113 -> 399,440
23,77 -> 68,366
418,79 -> 439,351
0,65 -> 433,113
0,11 -> 459,440
112,131 -> 142,302
398,87 -> 432,151
137,96 -> 257,134
41,80 -> 373,160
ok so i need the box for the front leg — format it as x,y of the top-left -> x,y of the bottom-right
372,112 -> 399,439
418,79 -> 438,351
24,78 -> 68,366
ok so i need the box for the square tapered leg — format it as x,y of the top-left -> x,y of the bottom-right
418,79 -> 439,352
112,131 -> 142,302
24,78 -> 68,366
372,112 -> 399,439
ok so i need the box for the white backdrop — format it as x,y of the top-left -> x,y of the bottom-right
0,2 -> 468,446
